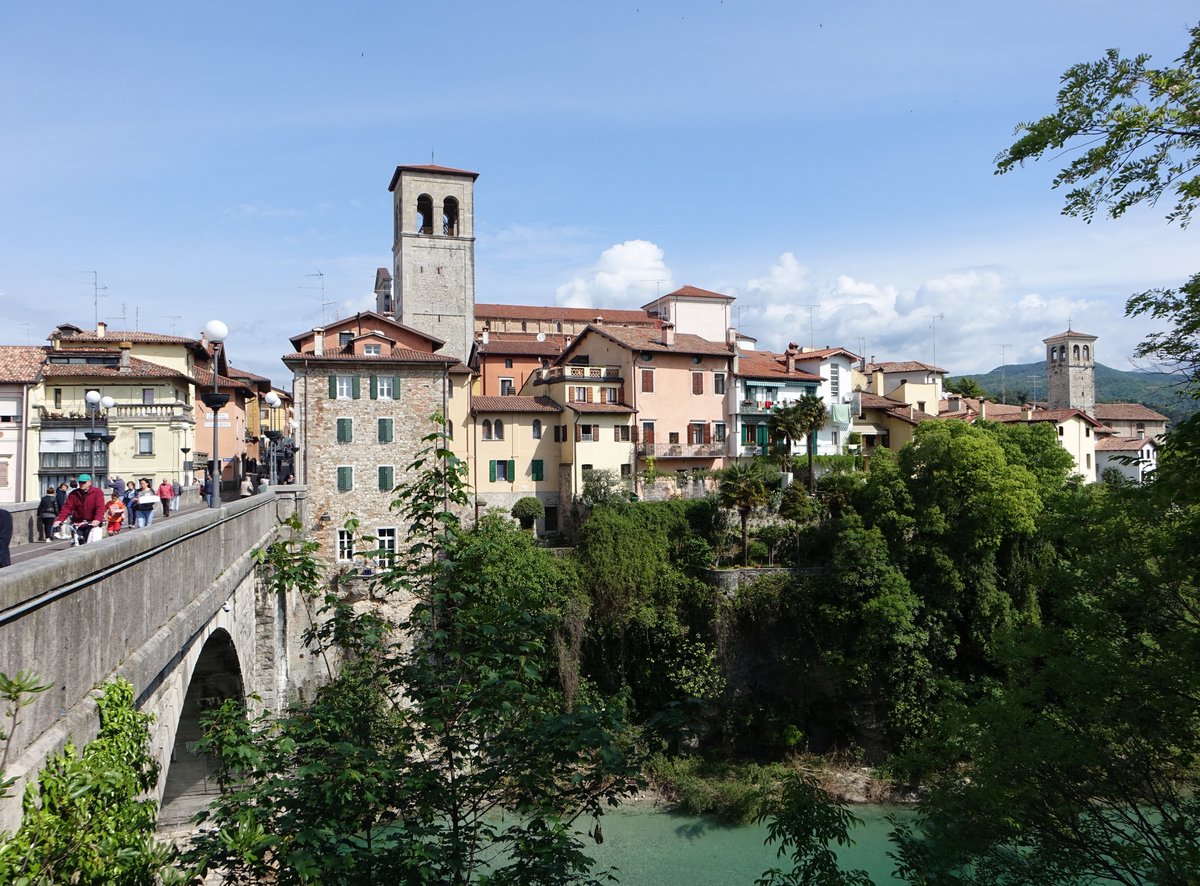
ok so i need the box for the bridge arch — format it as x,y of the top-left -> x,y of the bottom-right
158,628 -> 247,827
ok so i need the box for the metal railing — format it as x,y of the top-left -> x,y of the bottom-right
638,442 -> 726,459
39,451 -> 108,471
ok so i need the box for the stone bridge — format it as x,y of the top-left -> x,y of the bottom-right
0,488 -> 324,832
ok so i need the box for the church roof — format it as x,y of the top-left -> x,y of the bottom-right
389,164 -> 479,189
1043,329 -> 1098,342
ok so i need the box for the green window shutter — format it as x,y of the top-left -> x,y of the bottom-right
337,418 -> 352,443
337,467 -> 352,491
378,466 -> 394,491
393,376 -> 400,399
328,375 -> 337,399
532,459 -> 543,481
351,376 -> 361,399
370,376 -> 378,399
378,418 -> 392,444
508,459 -> 515,481
489,460 -> 497,482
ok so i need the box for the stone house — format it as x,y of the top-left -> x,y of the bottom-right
284,312 -> 471,571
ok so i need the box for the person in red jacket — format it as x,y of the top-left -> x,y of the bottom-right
52,473 -> 106,543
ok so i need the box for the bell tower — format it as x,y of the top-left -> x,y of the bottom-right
1043,329 -> 1097,416
388,164 -> 478,363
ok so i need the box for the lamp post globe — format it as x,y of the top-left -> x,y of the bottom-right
204,319 -> 228,344
100,395 -> 115,410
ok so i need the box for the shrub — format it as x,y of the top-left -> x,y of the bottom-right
511,496 -> 545,530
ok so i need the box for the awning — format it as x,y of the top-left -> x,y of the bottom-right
852,423 -> 887,436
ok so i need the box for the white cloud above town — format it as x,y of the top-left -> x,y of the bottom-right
554,240 -> 675,309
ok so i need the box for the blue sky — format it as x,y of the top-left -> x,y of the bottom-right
2,2 -> 1196,384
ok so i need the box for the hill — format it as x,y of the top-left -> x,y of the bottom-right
949,363 -> 1196,425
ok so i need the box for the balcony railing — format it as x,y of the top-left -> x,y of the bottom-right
110,403 -> 192,421
540,364 -> 622,381
39,451 -> 108,472
738,400 -> 775,415
638,442 -> 726,459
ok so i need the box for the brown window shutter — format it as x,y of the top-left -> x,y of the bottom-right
641,369 -> 653,393
704,423 -> 712,444
567,387 -> 574,403
614,426 -> 620,442
693,373 -> 703,395
632,425 -> 639,443
592,425 -> 600,440
575,424 -> 582,442
586,387 -> 593,402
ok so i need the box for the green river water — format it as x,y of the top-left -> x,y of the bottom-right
584,802 -> 911,885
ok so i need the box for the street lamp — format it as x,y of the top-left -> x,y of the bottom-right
263,391 -> 282,486
84,391 -> 115,485
201,320 -> 229,508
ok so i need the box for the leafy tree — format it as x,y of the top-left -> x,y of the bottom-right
580,468 -> 623,507
512,495 -> 546,530
719,462 -> 773,566
768,403 -> 808,474
794,395 -> 829,493
188,423 -> 642,885
944,376 -> 987,399
0,678 -> 175,884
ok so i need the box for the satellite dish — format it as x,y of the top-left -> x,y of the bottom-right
536,332 -> 546,341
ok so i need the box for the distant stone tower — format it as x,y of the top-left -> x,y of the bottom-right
1044,329 -> 1097,416
388,164 -> 478,363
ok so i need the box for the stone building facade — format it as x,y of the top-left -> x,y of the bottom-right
284,314 -> 471,572
1044,329 -> 1098,417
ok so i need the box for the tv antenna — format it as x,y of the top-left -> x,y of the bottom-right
18,322 -> 32,345
924,313 -> 945,368
641,279 -> 667,300
302,271 -> 332,324
993,343 -> 1012,403
81,271 -> 108,327
164,314 -> 183,333
798,304 -> 819,349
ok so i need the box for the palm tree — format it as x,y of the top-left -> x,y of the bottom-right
719,462 -> 772,566
794,394 -> 829,494
768,403 -> 807,475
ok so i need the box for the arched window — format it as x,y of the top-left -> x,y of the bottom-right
1073,344 -> 1081,360
442,197 -> 459,236
482,419 -> 492,440
532,419 -> 542,439
556,321 -> 563,333
1083,345 -> 1090,361
1049,346 -> 1057,363
494,419 -> 505,440
417,194 -> 433,235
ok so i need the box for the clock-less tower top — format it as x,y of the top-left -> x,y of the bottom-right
1043,329 -> 1098,417
387,164 -> 479,363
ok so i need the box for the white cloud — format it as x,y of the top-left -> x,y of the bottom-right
554,240 -> 674,309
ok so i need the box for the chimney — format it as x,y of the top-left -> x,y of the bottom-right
785,342 -> 798,374
663,322 -> 675,347
727,326 -> 737,345
980,400 -> 987,420
1022,404 -> 1034,420
96,321 -> 107,337
947,396 -> 960,412
118,342 -> 133,373
482,328 -> 490,344
313,327 -> 325,356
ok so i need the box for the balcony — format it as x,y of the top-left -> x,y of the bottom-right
540,364 -> 623,382
638,442 -> 726,459
110,403 -> 193,422
39,450 -> 108,472
738,400 -> 775,415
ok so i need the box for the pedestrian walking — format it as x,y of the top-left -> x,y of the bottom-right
51,473 -> 106,544
37,486 -> 58,542
239,476 -> 254,498
171,479 -> 182,512
157,478 -> 174,517
55,482 -> 68,513
122,481 -> 138,528
0,507 -> 11,567
110,474 -> 124,497
105,492 -> 127,535
133,478 -> 158,528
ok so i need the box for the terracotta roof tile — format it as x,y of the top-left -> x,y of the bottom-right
42,355 -> 192,381
1094,402 -> 1170,422
1096,435 -> 1156,452
563,324 -> 732,360
988,407 -> 1104,427
475,303 -> 656,325
282,347 -> 458,365
564,402 -> 636,414
0,346 -> 46,383
55,330 -> 200,345
471,395 -> 562,414
737,350 -> 824,382
476,334 -> 567,356
645,284 -> 734,305
865,360 -> 948,374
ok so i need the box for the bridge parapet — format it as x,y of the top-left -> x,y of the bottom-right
0,488 -> 308,831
